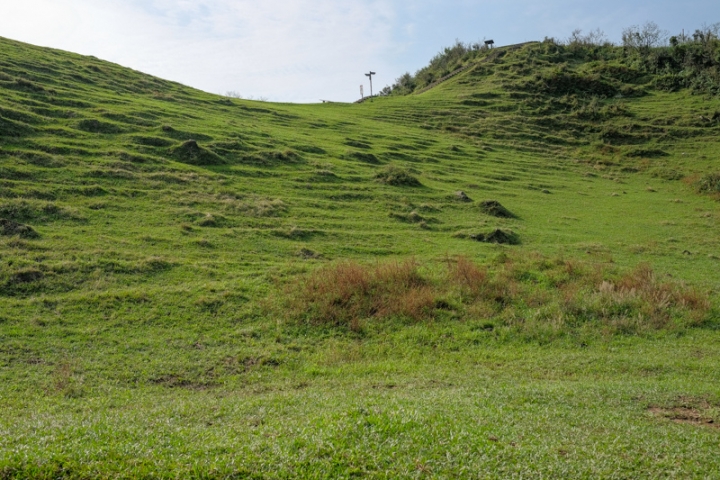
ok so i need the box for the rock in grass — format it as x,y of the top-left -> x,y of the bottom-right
479,200 -> 515,218
0,218 -> 39,238
470,229 -> 520,245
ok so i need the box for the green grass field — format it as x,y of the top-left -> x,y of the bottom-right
1,36 -> 719,478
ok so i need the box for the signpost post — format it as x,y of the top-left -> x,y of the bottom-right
360,85 -> 364,99
365,71 -> 376,97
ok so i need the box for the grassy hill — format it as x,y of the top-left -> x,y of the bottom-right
1,35 -> 720,478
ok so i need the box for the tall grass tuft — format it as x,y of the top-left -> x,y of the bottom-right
284,255 -> 714,338
289,259 -> 435,330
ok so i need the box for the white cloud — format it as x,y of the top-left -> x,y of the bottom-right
0,0 -> 401,102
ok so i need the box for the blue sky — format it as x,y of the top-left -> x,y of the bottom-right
0,1 -> 717,103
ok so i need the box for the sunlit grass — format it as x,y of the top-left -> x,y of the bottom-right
0,35 -> 719,477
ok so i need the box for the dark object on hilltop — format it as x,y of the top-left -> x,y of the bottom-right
170,140 -> 224,165
375,166 -> 422,187
471,229 -> 520,245
455,191 -> 472,202
479,200 -> 515,218
0,218 -> 39,238
484,40 -> 495,48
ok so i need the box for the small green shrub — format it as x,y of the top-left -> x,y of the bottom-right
695,173 -> 720,194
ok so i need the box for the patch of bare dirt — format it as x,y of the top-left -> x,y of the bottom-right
649,404 -> 718,428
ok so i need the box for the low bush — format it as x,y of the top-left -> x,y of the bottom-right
695,173 -> 720,195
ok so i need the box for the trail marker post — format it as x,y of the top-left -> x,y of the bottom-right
360,85 -> 364,99
365,71 -> 376,97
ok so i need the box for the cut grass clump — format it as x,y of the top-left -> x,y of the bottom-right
295,145 -> 326,154
0,116 -> 34,137
454,191 -> 472,202
131,135 -> 175,147
478,200 -> 515,218
389,210 -> 436,224
221,197 -> 287,217
471,229 -> 520,245
195,213 -> 230,228
624,147 -> 669,158
75,118 -> 125,134
239,149 -> 303,166
272,226 -> 320,240
346,151 -> 380,164
695,173 -> 720,195
0,200 -> 79,223
0,219 -> 39,239
170,140 -> 224,165
345,139 -> 372,149
9,267 -> 44,284
284,255 -> 713,337
374,166 -> 422,187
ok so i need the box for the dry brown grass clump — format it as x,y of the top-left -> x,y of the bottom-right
290,259 -> 435,330
284,255 -> 714,336
592,263 -> 711,329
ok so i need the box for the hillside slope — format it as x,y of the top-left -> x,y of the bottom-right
1,36 -> 720,478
